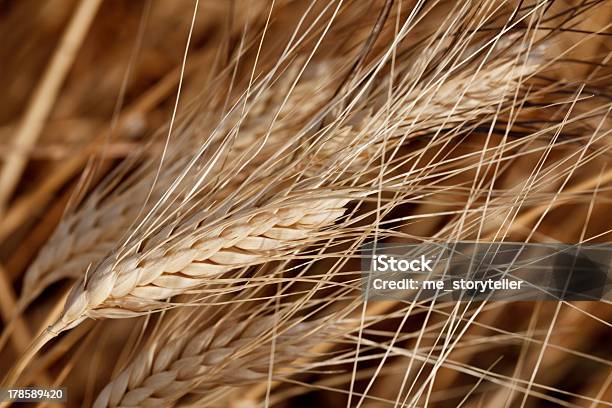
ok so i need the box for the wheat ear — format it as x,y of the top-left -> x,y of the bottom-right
52,187 -> 351,327
93,310 -> 334,408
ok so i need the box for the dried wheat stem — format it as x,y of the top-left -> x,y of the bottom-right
0,265 -> 31,353
0,0 -> 102,214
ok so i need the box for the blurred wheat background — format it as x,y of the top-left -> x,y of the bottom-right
0,0 -> 610,407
